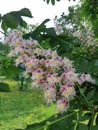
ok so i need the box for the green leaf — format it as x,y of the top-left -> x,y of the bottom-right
92,125 -> 98,130
44,0 -> 60,5
93,90 -> 98,101
1,20 -> 8,32
1,8 -> 33,31
23,19 -> 50,40
76,60 -> 98,74
2,13 -> 19,29
40,19 -> 50,26
0,82 -> 10,92
95,60 -> 98,66
51,0 -> 55,5
33,19 -> 50,33
46,0 -> 50,4
19,8 -> 32,18
71,37 -> 81,46
42,27 -> 56,36
77,123 -> 88,130
87,89 -> 95,101
19,17 -> 27,28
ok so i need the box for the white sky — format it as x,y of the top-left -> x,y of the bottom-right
0,0 -> 79,27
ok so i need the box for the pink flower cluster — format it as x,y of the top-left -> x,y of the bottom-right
4,29 -> 95,113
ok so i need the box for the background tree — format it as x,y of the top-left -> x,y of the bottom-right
43,0 -> 98,37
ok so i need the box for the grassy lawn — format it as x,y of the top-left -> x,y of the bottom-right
0,80 -> 56,130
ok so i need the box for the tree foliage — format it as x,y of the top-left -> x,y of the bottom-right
80,0 -> 98,37
43,0 -> 98,37
43,0 -> 75,5
0,8 -> 32,32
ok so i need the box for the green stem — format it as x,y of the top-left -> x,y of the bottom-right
51,112 -> 77,125
37,111 -> 77,130
77,85 -> 89,105
89,109 -> 95,130
74,112 -> 79,130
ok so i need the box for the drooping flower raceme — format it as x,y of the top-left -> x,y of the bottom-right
4,29 -> 95,113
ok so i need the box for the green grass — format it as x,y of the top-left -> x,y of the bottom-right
0,80 -> 56,130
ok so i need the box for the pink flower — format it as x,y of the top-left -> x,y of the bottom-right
60,85 -> 76,99
62,73 -> 67,78
56,98 -> 69,113
44,86 -> 56,103
47,74 -> 59,86
79,73 -> 95,84
45,60 -> 50,67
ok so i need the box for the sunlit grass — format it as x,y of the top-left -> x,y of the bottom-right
0,80 -> 56,130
